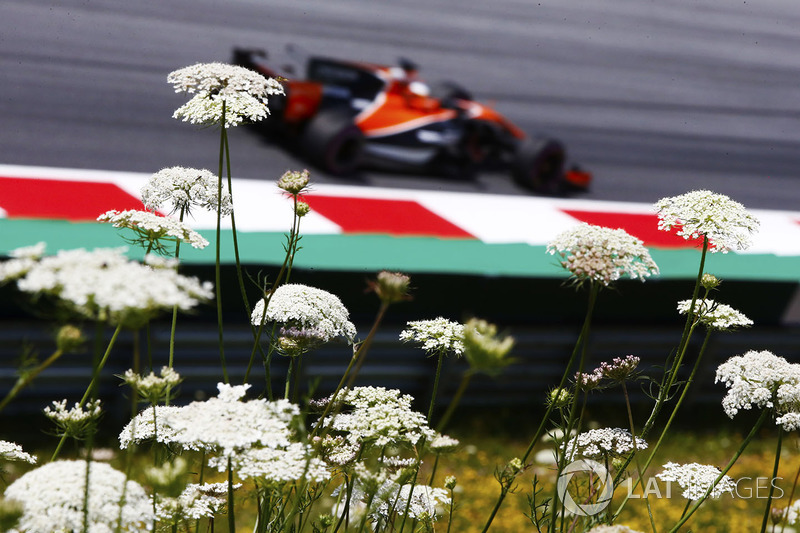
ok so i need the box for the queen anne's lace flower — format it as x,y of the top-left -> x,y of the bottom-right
321,386 -> 437,449
210,442 -> 329,484
0,246 -> 213,328
656,462 -> 736,500
4,460 -> 153,532
375,484 -> 451,522
98,209 -> 209,250
547,224 -> 659,286
715,350 -> 800,428
277,169 -> 310,195
563,428 -> 648,460
677,298 -> 753,330
123,366 -> 182,404
119,405 -> 184,448
168,62 -> 284,128
0,441 -> 36,464
400,317 -> 465,356
462,318 -> 514,376
588,526 -> 645,533
141,166 -> 233,216
156,482 -> 237,523
654,190 -> 759,253
251,284 -> 357,343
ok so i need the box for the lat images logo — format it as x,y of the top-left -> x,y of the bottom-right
557,459 -> 615,516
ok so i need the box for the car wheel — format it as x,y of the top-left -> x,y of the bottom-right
301,112 -> 364,176
511,137 -> 566,194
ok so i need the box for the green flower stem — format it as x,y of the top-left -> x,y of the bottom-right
779,463 -> 800,533
345,302 -> 389,388
621,381 -> 658,533
311,300 -> 391,438
428,349 -> 446,422
761,427 -> 784,533
227,456 -> 236,533
214,102 -> 229,384
641,236 -> 708,438
0,348 -> 63,413
480,281 -> 600,533
436,371 -> 472,433
549,282 -> 600,528
669,407 -> 771,532
243,195 -> 304,387
613,328 -> 713,520
51,323 -> 123,461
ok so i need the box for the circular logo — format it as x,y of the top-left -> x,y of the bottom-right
556,459 -> 614,516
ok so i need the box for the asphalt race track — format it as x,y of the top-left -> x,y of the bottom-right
1,0 -> 799,210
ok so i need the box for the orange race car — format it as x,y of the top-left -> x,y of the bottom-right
233,47 -> 591,194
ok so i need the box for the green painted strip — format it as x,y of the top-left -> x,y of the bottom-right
2,219 -> 799,281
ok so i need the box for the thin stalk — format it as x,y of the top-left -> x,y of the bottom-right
779,462 -> 800,533
428,350 -> 445,422
345,302 -> 389,388
52,323 -> 123,461
227,456 -> 236,533
621,381 -> 658,533
480,281 -> 600,533
613,328 -> 713,519
436,372 -> 472,433
311,301 -> 391,438
214,103 -> 229,383
669,407 -> 771,532
761,428 -> 784,533
0,348 -> 63,412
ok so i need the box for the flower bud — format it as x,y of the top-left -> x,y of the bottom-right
368,271 -> 412,304
56,325 -> 85,353
277,169 -> 310,195
701,273 -> 721,290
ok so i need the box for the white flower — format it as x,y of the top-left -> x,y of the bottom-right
44,399 -> 102,424
375,484 -> 451,522
656,462 -> 736,500
321,386 -> 437,449
277,169 -> 310,195
157,384 -> 299,457
3,246 -> 213,328
715,350 -> 800,423
156,482 -> 237,523
211,442 -> 329,484
588,526 -> 645,533
98,209 -> 209,250
141,166 -> 233,216
123,366 -> 182,403
4,460 -> 153,533
168,62 -> 284,128
119,405 -> 184,448
547,224 -> 659,285
563,428 -> 648,460
677,298 -> 753,330
251,284 -> 357,343
787,498 -> 800,524
654,190 -> 759,253
400,317 -> 465,356
0,441 -> 36,464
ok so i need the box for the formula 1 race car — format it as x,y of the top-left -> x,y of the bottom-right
233,46 -> 591,194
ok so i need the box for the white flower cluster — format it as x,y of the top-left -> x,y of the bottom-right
715,350 -> 800,430
156,481 -> 238,522
277,169 -> 310,195
547,224 -> 659,286
123,366 -> 182,403
374,484 -> 451,522
656,462 -> 736,500
677,298 -> 753,330
4,460 -> 153,532
563,428 -> 648,460
399,317 -> 465,356
119,384 -> 324,485
141,166 -> 233,216
98,209 -> 209,249
0,440 -> 36,464
654,190 -> 759,253
588,526 -> 645,533
168,62 -> 284,128
323,386 -> 438,449
211,442 -> 329,484
251,283 -> 357,343
44,399 -> 102,424
0,245 -> 213,327
787,498 -> 800,525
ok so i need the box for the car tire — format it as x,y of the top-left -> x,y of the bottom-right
511,137 -> 567,194
301,112 -> 364,176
